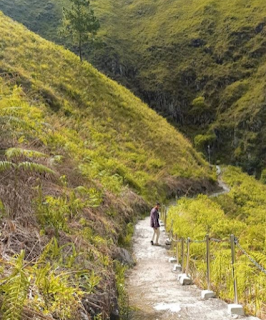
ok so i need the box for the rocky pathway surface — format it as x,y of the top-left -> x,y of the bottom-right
126,216 -> 259,320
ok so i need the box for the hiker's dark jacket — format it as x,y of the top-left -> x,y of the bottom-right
150,207 -> 160,228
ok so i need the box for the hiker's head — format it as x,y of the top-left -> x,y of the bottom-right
155,202 -> 160,209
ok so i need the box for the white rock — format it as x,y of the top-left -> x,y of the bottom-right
228,304 -> 244,316
173,264 -> 182,271
179,274 -> 192,285
201,290 -> 215,299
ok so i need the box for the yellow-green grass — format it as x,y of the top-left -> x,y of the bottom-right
1,0 -> 266,171
167,166 -> 266,318
0,13 -> 215,319
0,11 -> 214,201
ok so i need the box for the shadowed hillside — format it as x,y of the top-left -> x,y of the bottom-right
0,12 -> 214,319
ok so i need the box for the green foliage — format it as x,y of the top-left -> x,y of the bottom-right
168,195 -> 225,239
18,161 -> 55,174
115,262 -> 130,320
3,0 -> 266,170
38,195 -> 69,234
168,166 -> 266,317
0,199 -> 6,217
0,161 -> 15,172
0,11 -> 215,319
190,97 -> 209,115
62,0 -> 100,61
260,169 -> 266,184
1,251 -> 29,320
0,239 -> 97,319
80,269 -> 101,293
31,239 -> 85,319
194,133 -> 216,153
5,148 -> 48,160
0,13 -> 213,204
33,262 -> 82,318
75,186 -> 103,207
0,159 -> 54,175
118,222 -> 134,247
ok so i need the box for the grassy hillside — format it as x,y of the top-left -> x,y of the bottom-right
92,0 -> 266,175
0,0 -> 66,42
167,166 -> 266,318
0,12 -> 214,319
1,0 -> 266,174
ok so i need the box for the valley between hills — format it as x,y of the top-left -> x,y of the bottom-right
0,1 -> 266,319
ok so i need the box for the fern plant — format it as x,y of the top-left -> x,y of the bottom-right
33,262 -> 83,319
251,252 -> 266,268
5,147 -> 48,160
0,161 -> 14,172
0,147 -> 55,217
1,251 -> 29,320
0,147 -> 54,175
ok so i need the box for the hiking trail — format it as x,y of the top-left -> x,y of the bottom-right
126,171 -> 259,320
126,217 -> 259,320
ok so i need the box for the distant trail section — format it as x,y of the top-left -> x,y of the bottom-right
127,216 -> 259,320
209,165 -> 230,197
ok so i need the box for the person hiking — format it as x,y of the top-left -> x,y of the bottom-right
150,202 -> 160,246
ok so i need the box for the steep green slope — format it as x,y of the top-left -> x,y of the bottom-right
0,12 -> 213,197
1,0 -> 266,174
92,0 -> 266,174
0,0 -> 66,42
0,13 -> 214,319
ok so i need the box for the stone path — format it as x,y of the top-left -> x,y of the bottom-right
126,216 -> 259,320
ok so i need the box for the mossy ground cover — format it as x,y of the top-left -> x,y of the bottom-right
167,166 -> 266,318
0,13 -> 214,319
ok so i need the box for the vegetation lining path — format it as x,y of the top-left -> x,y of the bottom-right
126,216 -> 259,320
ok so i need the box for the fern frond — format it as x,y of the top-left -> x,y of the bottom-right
75,186 -> 88,194
6,148 -> 48,160
251,252 -> 266,268
0,115 -> 28,127
18,162 -> 55,175
1,251 -> 29,320
0,161 -> 15,172
1,107 -> 24,112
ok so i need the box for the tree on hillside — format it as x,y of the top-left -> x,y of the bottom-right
62,0 -> 100,62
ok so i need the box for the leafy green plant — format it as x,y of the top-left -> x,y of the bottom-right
0,147 -> 54,176
36,195 -> 69,235
167,166 -> 266,317
0,147 -> 55,217
115,262 -> 130,320
61,0 -> 100,61
1,251 -> 29,320
33,262 -> 83,319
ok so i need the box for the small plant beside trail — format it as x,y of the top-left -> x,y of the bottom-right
115,262 -> 131,320
0,240 -> 88,320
